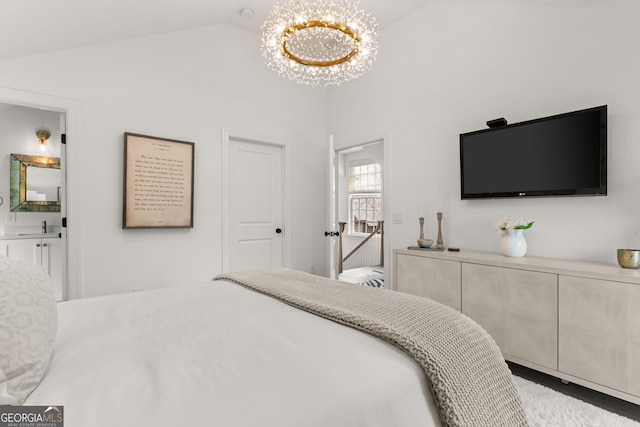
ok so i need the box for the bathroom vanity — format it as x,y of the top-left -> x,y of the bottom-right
0,233 -> 63,300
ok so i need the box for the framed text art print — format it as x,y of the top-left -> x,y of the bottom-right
123,132 -> 194,229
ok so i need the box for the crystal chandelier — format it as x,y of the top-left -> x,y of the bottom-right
261,0 -> 379,87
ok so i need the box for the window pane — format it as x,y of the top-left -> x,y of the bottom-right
349,194 -> 382,233
347,162 -> 382,233
348,162 -> 381,192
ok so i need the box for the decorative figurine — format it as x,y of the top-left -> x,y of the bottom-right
436,212 -> 444,249
417,217 -> 433,248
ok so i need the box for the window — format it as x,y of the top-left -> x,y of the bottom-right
348,162 -> 381,234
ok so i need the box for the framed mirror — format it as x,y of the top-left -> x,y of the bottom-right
10,153 -> 61,212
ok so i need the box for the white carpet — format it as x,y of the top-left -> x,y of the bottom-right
514,376 -> 640,427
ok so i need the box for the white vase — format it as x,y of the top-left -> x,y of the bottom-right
500,229 -> 527,257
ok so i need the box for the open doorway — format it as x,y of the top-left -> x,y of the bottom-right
0,87 -> 80,300
334,140 -> 385,288
0,103 -> 66,300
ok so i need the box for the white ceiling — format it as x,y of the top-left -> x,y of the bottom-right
0,0 -> 601,62
0,0 -> 429,62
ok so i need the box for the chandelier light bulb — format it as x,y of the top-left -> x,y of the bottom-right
261,0 -> 379,87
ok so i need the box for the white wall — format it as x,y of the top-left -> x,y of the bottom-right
0,24 -> 329,297
3,1 -> 636,297
328,0 -> 640,271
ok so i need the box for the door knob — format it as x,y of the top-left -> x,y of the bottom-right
276,228 -> 282,234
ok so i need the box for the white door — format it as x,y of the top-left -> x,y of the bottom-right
42,237 -> 63,301
58,113 -> 68,300
227,139 -> 284,272
328,135 -> 339,279
0,239 -> 39,265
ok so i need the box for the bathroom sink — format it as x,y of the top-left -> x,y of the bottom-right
16,233 -> 60,238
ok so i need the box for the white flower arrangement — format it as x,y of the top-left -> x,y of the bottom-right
495,216 -> 535,233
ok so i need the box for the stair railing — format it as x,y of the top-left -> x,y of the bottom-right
338,220 -> 384,274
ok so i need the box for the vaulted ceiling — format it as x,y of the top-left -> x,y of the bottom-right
1,0 -> 600,62
0,0 -> 428,61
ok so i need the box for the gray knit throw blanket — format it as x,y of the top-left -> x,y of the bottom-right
214,269 -> 529,427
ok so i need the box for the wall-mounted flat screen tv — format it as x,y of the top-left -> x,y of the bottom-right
460,105 -> 607,199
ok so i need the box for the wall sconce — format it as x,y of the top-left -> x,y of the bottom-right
36,127 -> 51,148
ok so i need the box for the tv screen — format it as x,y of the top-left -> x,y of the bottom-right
460,105 -> 607,199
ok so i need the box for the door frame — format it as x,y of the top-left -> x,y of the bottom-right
329,133 -> 391,288
328,135 -> 337,278
221,128 -> 291,273
0,85 -> 82,300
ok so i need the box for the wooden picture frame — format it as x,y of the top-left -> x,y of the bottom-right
10,153 -> 61,212
123,132 -> 194,229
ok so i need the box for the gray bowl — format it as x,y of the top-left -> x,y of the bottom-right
617,249 -> 640,269
417,238 -> 433,248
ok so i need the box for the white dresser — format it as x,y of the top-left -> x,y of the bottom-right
393,248 -> 640,405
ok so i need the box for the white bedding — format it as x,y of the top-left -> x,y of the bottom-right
25,280 -> 441,427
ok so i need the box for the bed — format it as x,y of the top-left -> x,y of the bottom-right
1,258 -> 528,427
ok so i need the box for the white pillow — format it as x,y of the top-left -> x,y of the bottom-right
0,256 -> 56,405
359,278 -> 384,288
